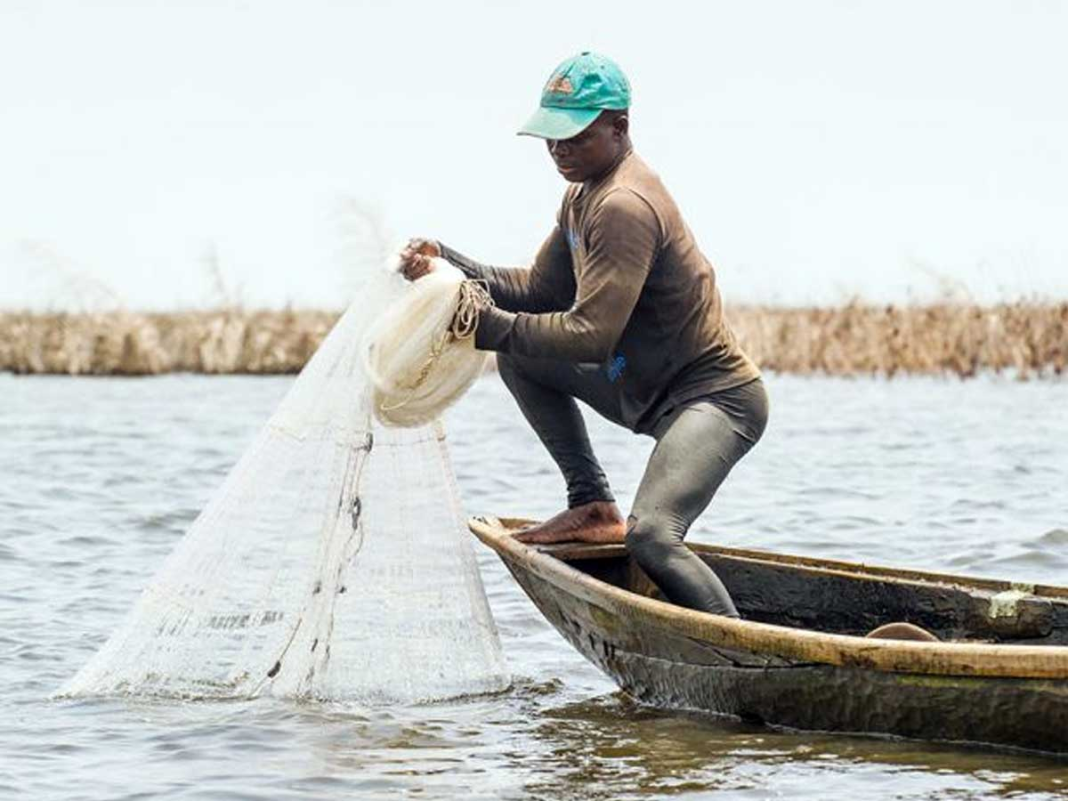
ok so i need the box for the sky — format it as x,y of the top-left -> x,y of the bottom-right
1,0 -> 1066,311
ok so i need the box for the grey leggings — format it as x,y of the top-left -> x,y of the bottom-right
497,354 -> 769,617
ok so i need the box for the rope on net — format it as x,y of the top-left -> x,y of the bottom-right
377,280 -> 494,413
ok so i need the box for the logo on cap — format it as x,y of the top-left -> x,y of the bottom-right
545,75 -> 573,95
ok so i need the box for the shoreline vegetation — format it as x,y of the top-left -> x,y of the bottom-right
1,303 -> 1065,378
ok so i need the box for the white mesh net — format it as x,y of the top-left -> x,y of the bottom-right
363,259 -> 490,428
58,266 -> 509,703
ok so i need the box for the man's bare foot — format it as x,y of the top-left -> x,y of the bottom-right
514,501 -> 626,545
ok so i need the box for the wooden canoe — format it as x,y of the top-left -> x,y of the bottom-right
469,516 -> 1068,755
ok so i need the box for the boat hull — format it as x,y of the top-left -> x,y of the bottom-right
476,520 -> 1068,755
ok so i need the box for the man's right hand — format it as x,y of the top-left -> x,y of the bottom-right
398,238 -> 442,282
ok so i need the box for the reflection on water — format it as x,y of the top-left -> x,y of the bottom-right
1,373 -> 1066,799
527,694 -> 1068,800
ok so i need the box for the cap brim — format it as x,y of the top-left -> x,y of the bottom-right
517,106 -> 601,139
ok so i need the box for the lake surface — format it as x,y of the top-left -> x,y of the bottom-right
2,372 -> 1066,800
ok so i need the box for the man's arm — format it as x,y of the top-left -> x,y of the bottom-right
473,189 -> 661,362
439,226 -> 574,314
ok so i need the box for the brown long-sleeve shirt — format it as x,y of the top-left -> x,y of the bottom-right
442,149 -> 759,433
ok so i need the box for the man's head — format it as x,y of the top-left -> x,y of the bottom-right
545,109 -> 630,183
519,52 -> 632,183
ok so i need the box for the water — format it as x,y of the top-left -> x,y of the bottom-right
1,372 -> 1066,800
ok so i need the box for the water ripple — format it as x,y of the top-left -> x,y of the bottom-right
1,373 -> 1066,800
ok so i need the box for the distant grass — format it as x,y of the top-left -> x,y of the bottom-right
731,301 -> 1067,379
1,302 -> 1065,378
0,310 -> 336,375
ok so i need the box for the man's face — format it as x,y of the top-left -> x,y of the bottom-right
545,111 -> 627,183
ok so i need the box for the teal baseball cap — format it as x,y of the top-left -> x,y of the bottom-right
518,51 -> 631,140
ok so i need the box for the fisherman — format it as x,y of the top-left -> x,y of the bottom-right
399,52 -> 767,618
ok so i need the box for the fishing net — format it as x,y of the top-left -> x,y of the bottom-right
363,259 -> 490,427
58,263 -> 508,703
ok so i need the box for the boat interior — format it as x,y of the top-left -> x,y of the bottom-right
543,541 -> 1068,646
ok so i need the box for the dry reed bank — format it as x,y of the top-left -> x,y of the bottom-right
1,303 -> 1065,378
0,310 -> 337,375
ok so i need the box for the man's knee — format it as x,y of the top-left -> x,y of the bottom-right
624,514 -> 676,564
496,353 -> 575,399
495,353 -> 533,392
495,353 -> 517,381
